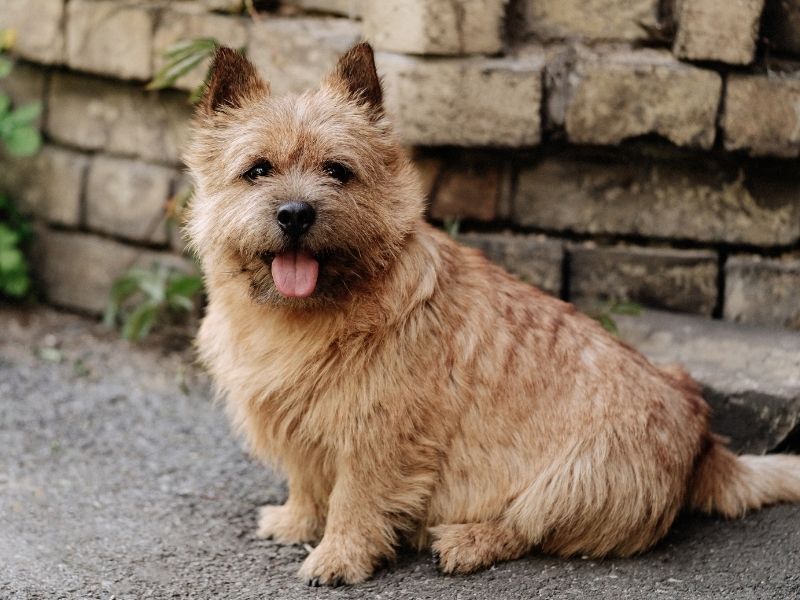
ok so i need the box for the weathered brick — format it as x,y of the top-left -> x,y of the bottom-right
0,0 -> 65,64
197,0 -> 245,12
153,8 -> 249,91
725,255 -> 800,330
514,151 -> 800,246
66,0 -> 155,80
458,232 -> 563,294
723,74 -> 800,158
0,145 -> 89,226
285,0 -> 363,17
430,161 -> 506,222
47,72 -> 192,165
364,0 -> 506,55
247,17 -> 361,96
35,230 -> 192,314
673,0 -> 764,64
0,61 -> 47,126
377,51 -> 543,146
570,244 -> 718,315
86,156 -> 174,244
762,0 -> 800,54
523,0 -> 659,42
565,48 -> 722,149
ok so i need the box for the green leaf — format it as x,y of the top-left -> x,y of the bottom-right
3,125 -> 41,156
148,38 -> 218,91
122,302 -> 159,341
0,246 -> 24,271
0,94 -> 10,117
1,270 -> 29,297
610,301 -> 643,316
163,38 -> 218,60
166,274 -> 203,299
597,314 -> 619,336
0,224 -> 19,249
5,101 -> 41,127
0,56 -> 12,78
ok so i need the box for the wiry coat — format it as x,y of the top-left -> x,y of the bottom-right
186,44 -> 800,585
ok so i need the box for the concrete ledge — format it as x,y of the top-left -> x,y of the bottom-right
617,310 -> 800,454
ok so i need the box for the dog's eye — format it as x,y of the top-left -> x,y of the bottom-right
243,161 -> 273,182
322,162 -> 353,184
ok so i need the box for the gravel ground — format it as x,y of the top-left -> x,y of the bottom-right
2,306 -> 800,600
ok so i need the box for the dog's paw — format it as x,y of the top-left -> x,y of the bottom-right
430,523 -> 524,575
298,537 -> 374,586
255,504 -> 320,544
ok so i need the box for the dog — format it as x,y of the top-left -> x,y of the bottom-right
184,42 -> 800,586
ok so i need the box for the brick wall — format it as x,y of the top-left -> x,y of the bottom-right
1,0 -> 799,330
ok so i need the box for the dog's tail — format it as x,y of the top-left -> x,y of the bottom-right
688,435 -> 800,517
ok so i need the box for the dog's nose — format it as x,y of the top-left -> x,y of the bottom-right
276,202 -> 316,238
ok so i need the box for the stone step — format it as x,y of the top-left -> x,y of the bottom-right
617,310 -> 800,454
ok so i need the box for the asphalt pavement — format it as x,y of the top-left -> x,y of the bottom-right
2,306 -> 799,600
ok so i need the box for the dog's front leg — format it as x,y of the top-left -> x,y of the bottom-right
298,452 -> 429,586
256,462 -> 327,544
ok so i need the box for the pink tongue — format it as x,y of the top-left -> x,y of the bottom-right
271,250 -> 319,298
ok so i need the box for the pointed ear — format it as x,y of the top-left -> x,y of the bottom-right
327,42 -> 383,115
198,47 -> 269,116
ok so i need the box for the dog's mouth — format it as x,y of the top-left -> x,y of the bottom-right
266,249 -> 319,298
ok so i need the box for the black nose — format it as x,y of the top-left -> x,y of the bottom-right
276,202 -> 316,238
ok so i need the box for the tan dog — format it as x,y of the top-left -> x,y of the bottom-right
185,43 -> 800,586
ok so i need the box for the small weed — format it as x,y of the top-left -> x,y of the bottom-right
147,38 -> 220,103
590,301 -> 643,336
104,263 -> 203,342
442,217 -> 461,237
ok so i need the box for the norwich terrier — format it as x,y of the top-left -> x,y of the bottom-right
185,43 -> 800,586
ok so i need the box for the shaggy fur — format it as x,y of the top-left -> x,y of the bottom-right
184,43 -> 800,586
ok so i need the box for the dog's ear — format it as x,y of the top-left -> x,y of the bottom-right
198,46 -> 269,116
327,42 -> 383,116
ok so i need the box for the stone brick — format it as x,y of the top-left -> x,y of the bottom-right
617,309 -> 800,453
411,154 -> 443,201
247,17 -> 361,97
514,151 -> 800,246
565,48 -> 722,149
86,156 -> 175,244
725,255 -> 800,330
35,230 -> 191,314
66,0 -> 155,80
430,161 -> 506,221
198,0 -> 245,12
0,62 -> 47,126
377,51 -> 543,146
153,8 -> 249,91
363,0 -> 506,55
0,145 -> 89,226
723,74 -> 800,158
285,0 -> 363,17
569,244 -> 718,315
458,232 -> 563,294
523,0 -> 659,42
47,72 -> 192,165
673,0 -> 764,64
0,0 -> 65,64
762,0 -> 800,54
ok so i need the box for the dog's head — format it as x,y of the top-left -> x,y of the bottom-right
185,43 -> 423,309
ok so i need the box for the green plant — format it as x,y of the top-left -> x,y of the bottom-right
0,30 -> 42,158
442,217 -> 461,237
104,263 -> 203,341
0,194 -> 32,298
590,301 -> 643,336
147,38 -> 220,103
